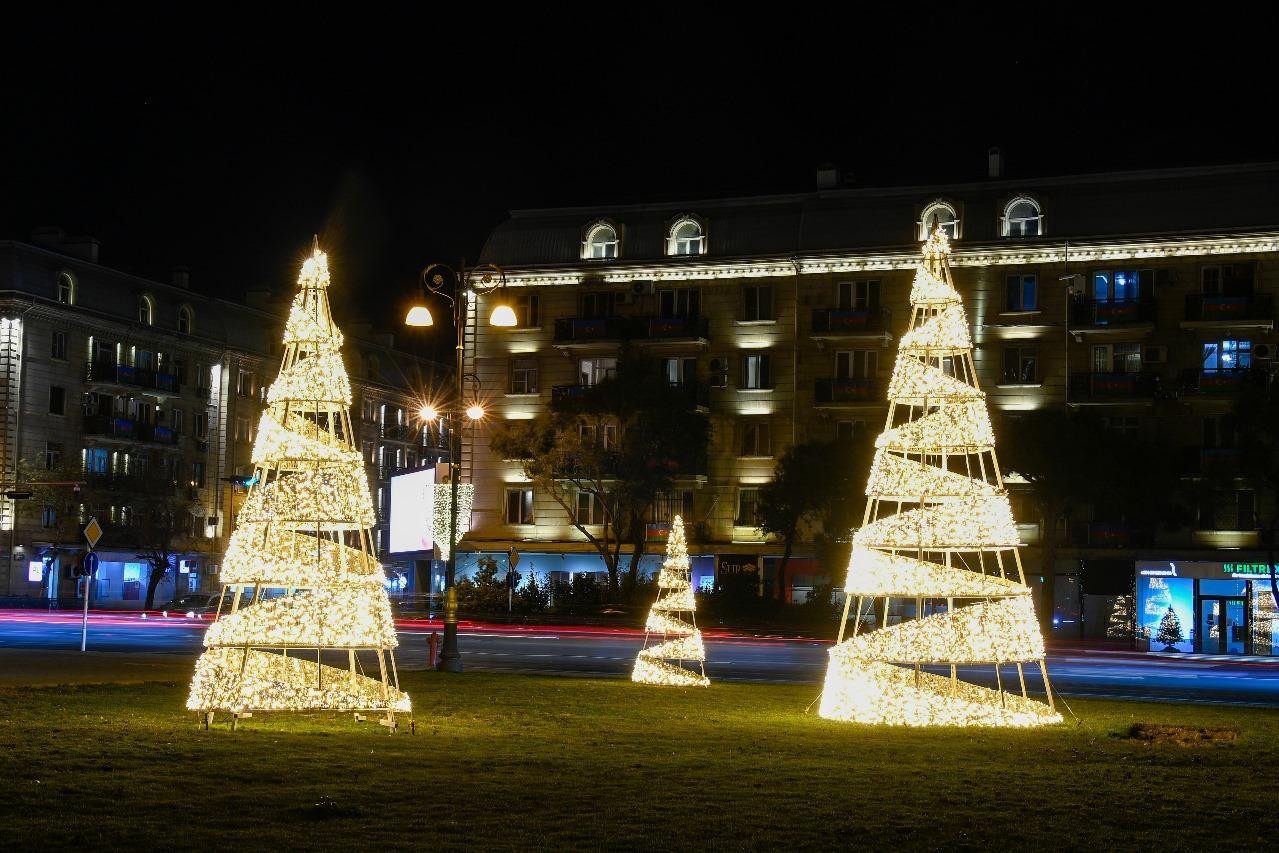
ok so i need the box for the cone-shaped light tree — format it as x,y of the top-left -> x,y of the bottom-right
632,516 -> 709,686
818,228 -> 1060,727
187,244 -> 410,727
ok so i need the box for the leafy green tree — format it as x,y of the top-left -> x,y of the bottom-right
456,556 -> 508,613
491,352 -> 710,596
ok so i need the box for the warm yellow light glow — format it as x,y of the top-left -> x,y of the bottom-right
633,516 -> 709,687
466,404 -> 485,421
418,404 -> 439,421
819,227 -> 1058,728
188,245 -> 410,722
432,483 -> 475,561
405,305 -> 433,327
489,303 -> 518,327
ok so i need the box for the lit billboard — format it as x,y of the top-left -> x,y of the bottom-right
389,467 -> 435,554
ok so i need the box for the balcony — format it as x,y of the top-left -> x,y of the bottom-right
82,415 -> 177,445
1068,298 -> 1155,333
1181,446 -> 1242,476
1177,367 -> 1270,397
1182,293 -> 1274,329
380,423 -> 418,442
552,315 -> 710,348
634,315 -> 709,344
669,380 -> 710,411
1067,372 -> 1159,404
1069,521 -> 1153,548
815,378 -> 881,406
83,361 -> 182,396
552,317 -> 631,346
810,308 -> 893,342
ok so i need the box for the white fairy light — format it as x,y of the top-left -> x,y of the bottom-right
819,227 -> 1059,728
633,516 -> 709,687
188,245 -> 410,722
431,483 -> 475,561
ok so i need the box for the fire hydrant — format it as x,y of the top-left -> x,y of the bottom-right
428,631 -> 439,670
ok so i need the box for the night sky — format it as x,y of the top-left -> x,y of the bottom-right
3,15 -> 1274,342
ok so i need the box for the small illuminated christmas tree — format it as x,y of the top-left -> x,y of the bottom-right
187,243 -> 410,728
1106,595 -> 1134,639
1156,605 -> 1184,651
633,516 -> 709,687
818,228 -> 1060,727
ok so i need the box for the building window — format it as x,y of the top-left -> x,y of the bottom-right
1005,274 -> 1038,311
578,357 -> 617,387
365,354 -> 380,381
236,370 -> 255,397
652,489 -> 694,523
740,420 -> 771,457
661,357 -> 696,386
517,292 -> 540,327
505,488 -> 534,525
658,287 -> 700,318
1202,264 -> 1255,296
1002,197 -> 1043,237
579,291 -> 615,319
583,222 -> 619,260
44,441 -> 62,470
1092,343 -> 1142,374
51,330 -> 67,360
735,488 -> 761,526
836,279 -> 880,311
579,422 -> 618,449
835,420 -> 865,442
743,285 -> 773,322
191,461 -> 205,488
1092,270 -> 1148,303
742,354 -> 772,390
84,447 -> 109,474
835,350 -> 877,380
177,306 -> 192,334
171,409 -> 183,436
1102,415 -> 1141,437
56,272 -> 75,305
1203,339 -> 1252,372
42,505 -> 57,528
195,361 -> 209,394
1003,347 -> 1038,384
362,399 -> 377,422
49,386 -> 66,415
668,218 -> 705,256
1203,414 -> 1237,449
575,491 -> 606,525
235,416 -> 249,443
919,200 -> 960,240
138,294 -> 155,325
194,412 -> 208,441
511,358 -> 539,394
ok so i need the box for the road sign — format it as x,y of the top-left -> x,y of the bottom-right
508,547 -> 520,570
82,551 -> 99,577
83,517 -> 103,549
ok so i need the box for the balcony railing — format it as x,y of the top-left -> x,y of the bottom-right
815,378 -> 880,404
638,315 -> 709,341
1177,367 -> 1270,395
552,315 -> 709,344
669,380 -> 710,409
83,361 -> 181,394
1181,446 -> 1242,476
1184,293 -> 1273,322
380,423 -> 418,441
1068,298 -> 1155,327
82,415 -> 177,444
1069,521 -> 1153,548
553,317 -> 632,343
811,308 -> 891,335
1067,372 -> 1159,401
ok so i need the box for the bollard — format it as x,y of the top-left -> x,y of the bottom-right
428,631 -> 439,670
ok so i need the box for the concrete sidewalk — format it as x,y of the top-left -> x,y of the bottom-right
0,648 -> 194,686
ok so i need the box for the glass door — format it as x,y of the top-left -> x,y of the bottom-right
1198,596 -> 1249,654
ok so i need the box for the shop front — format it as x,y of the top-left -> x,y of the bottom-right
1136,561 -> 1278,655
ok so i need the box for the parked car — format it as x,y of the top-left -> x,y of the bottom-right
161,592 -> 221,618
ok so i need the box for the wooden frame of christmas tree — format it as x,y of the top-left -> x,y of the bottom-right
187,243 -> 410,730
818,228 -> 1060,727
633,516 -> 709,687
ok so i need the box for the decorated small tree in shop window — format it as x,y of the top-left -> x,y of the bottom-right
1106,595 -> 1135,639
1156,605 -> 1185,651
187,243 -> 409,729
632,515 -> 709,687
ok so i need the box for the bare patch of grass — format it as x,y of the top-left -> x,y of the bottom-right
1121,722 -> 1239,746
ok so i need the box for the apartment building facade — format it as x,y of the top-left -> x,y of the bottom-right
462,161 -> 1279,650
0,230 -> 446,607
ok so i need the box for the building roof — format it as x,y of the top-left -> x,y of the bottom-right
479,163 -> 1279,268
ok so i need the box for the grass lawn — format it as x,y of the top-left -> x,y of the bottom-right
1,672 -> 1276,851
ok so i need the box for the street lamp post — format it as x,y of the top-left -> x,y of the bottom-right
406,261 -> 514,672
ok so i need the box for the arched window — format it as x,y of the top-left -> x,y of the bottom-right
138,294 -> 154,326
918,201 -> 961,240
668,218 -> 705,256
55,272 -> 76,305
583,222 -> 619,260
1002,196 -> 1043,237
177,305 -> 193,335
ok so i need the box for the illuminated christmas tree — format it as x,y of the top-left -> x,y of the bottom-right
633,515 -> 709,687
818,228 -> 1060,727
188,243 -> 410,728
1156,605 -> 1184,651
1106,595 -> 1134,639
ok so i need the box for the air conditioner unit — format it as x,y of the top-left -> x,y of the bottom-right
631,280 -> 655,296
1143,345 -> 1167,364
1255,344 -> 1273,361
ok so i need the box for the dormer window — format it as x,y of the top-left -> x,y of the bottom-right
138,294 -> 155,326
918,201 -> 960,240
177,305 -> 193,335
56,272 -> 76,305
1002,196 -> 1043,238
668,218 -> 705,256
583,222 -> 619,260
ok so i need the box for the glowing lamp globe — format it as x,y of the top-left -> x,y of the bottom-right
465,404 -> 485,421
489,303 -> 517,327
404,305 -> 433,327
418,404 -> 439,421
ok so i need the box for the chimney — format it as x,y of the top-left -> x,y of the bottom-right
988,147 -> 1004,179
816,162 -> 840,189
172,266 -> 190,289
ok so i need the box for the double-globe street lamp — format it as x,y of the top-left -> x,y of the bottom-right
405,262 -> 514,671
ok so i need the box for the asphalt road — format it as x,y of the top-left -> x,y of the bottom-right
2,610 -> 1279,708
